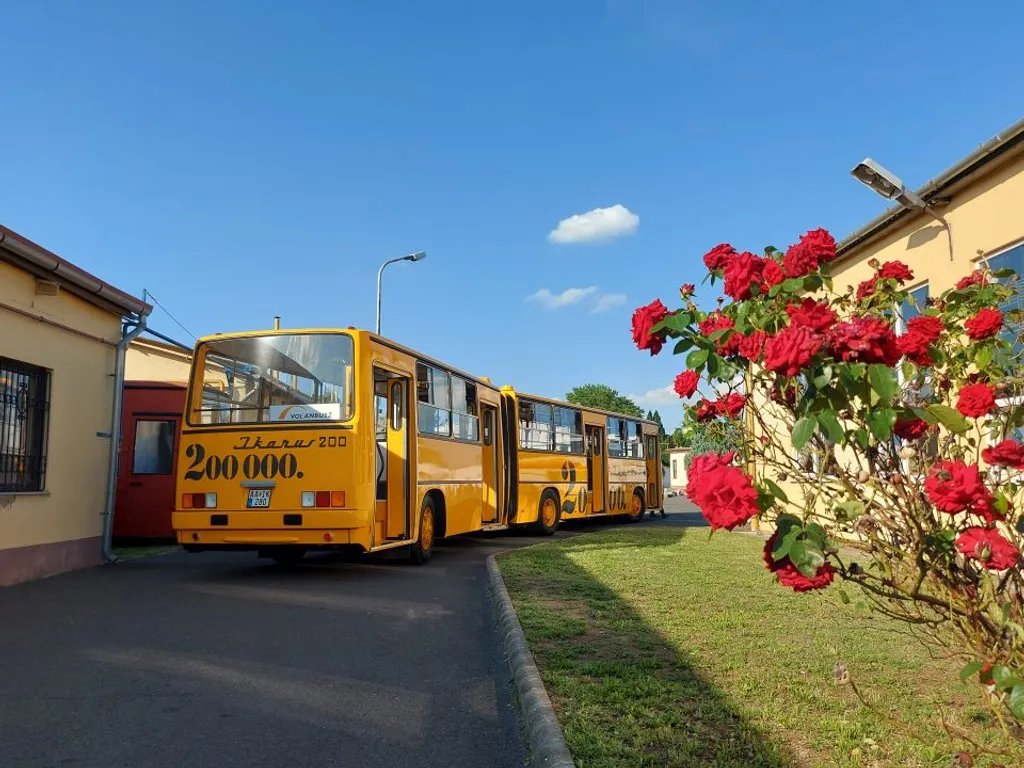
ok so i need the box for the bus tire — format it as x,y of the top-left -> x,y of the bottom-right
627,488 -> 646,523
269,547 -> 306,566
532,489 -> 561,536
409,496 -> 436,565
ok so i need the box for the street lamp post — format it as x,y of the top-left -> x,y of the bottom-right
376,251 -> 427,335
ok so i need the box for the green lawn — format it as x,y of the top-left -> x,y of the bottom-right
497,527 -> 1022,768
113,544 -> 180,560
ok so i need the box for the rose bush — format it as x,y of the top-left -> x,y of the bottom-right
632,228 -> 1024,734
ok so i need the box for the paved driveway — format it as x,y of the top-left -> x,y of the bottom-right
0,500 -> 699,768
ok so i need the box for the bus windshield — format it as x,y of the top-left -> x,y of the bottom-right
191,333 -> 355,425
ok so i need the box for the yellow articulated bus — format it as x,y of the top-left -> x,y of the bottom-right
172,327 -> 508,565
499,388 -> 663,533
171,327 -> 663,565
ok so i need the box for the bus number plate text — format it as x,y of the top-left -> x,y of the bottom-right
247,489 -> 273,508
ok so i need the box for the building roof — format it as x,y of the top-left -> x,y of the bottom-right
836,116 -> 1024,261
0,225 -> 151,317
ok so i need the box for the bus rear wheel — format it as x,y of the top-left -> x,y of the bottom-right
409,497 -> 436,565
627,489 -> 646,523
532,490 -> 561,536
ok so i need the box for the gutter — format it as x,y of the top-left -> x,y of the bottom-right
836,115 -> 1024,259
101,310 -> 152,563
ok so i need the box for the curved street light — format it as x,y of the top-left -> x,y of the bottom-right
376,251 -> 427,335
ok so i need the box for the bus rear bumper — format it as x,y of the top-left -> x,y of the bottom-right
173,510 -> 373,551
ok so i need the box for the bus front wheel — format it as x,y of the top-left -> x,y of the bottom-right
409,497 -> 436,565
626,489 -> 646,523
532,490 -> 561,536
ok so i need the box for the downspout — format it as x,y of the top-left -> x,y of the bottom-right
101,309 -> 152,563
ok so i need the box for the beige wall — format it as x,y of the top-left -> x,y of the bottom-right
125,339 -> 192,384
0,259 -> 120,551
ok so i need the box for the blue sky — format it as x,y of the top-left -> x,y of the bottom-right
3,1 -> 1022,428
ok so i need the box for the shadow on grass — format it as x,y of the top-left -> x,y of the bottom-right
499,525 -> 795,768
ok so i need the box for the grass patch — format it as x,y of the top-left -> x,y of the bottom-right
113,544 -> 180,560
498,528 -> 1022,768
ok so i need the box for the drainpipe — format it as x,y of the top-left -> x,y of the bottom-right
101,310 -> 152,563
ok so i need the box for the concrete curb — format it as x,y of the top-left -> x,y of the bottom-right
487,554 -> 575,768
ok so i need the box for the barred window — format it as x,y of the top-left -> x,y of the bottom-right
1,358 -> 50,492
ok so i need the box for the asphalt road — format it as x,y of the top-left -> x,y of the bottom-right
0,498 -> 699,768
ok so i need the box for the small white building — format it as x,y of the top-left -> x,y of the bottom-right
666,447 -> 690,493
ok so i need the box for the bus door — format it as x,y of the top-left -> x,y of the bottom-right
586,425 -> 605,514
375,367 -> 412,541
645,434 -> 661,508
481,405 -> 499,524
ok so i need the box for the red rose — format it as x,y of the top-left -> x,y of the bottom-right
896,332 -> 934,367
957,383 -> 997,419
924,461 -> 989,514
674,370 -> 700,399
797,228 -> 837,264
680,283 -> 696,298
965,308 -> 1003,341
906,315 -> 944,343
786,298 -> 837,332
827,317 -> 900,366
715,393 -> 746,419
737,330 -> 768,362
689,464 -> 760,531
762,260 -> 785,287
878,260 -> 914,283
894,417 -> 930,441
856,278 -> 878,302
763,534 -> 836,592
698,311 -> 739,356
687,451 -> 735,483
764,325 -> 823,377
955,527 -> 1020,571
695,399 -> 717,422
703,243 -> 736,272
982,439 -> 1024,470
956,273 -> 987,290
722,251 -> 766,301
782,243 -> 818,279
631,299 -> 668,356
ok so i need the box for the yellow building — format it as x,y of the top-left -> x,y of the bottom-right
126,336 -> 193,385
0,225 -> 151,586
756,116 -> 1024,519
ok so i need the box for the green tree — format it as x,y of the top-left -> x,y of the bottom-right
651,410 -> 667,439
683,419 -> 741,470
565,384 -> 643,417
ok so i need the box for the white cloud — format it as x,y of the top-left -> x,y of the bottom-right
629,385 -> 678,408
590,293 -> 627,313
548,204 -> 639,244
526,286 -> 598,309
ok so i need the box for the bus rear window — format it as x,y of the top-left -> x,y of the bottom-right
191,333 -> 354,425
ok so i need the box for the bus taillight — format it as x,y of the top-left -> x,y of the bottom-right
182,492 -> 217,509
301,491 -> 346,508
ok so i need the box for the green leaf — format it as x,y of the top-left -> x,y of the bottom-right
706,353 -> 720,377
802,274 -> 823,292
975,345 -> 994,370
763,478 -> 790,503
782,277 -> 804,292
674,338 -> 695,354
772,523 -> 803,561
900,360 -> 917,381
687,349 -> 709,369
792,416 -> 817,450
816,410 -> 845,444
868,364 -> 899,402
909,406 -> 940,425
995,492 -> 1011,516
868,408 -> 897,440
929,345 -> 947,367
812,366 -> 833,390
805,522 -> 828,551
960,661 -> 985,682
768,283 -> 782,298
838,589 -> 851,605
992,665 -> 1018,691
927,404 -> 970,435
756,488 -> 776,513
994,267 -> 1017,278
854,428 -> 870,451
1008,684 -> 1024,719
834,500 -> 865,523
789,540 -> 826,579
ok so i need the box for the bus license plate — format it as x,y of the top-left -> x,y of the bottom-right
247,489 -> 272,508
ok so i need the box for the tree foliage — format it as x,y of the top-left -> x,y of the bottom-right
566,383 -> 643,417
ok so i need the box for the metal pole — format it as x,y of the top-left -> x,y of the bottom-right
376,261 -> 387,334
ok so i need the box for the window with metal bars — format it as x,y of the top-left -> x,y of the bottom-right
0,358 -> 50,492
